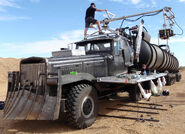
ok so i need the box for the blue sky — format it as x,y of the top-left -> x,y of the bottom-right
0,0 -> 185,66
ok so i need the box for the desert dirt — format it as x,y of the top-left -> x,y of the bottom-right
0,58 -> 185,134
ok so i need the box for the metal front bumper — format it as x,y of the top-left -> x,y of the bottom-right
3,71 -> 64,120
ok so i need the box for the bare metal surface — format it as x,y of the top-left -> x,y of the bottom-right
16,91 -> 34,120
97,73 -> 167,84
26,95 -> 45,120
38,95 -> 57,120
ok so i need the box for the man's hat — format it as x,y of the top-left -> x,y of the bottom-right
91,3 -> 96,7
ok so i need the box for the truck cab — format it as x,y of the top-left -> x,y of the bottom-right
73,35 -> 134,76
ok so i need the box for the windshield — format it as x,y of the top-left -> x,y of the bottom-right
88,42 -> 111,51
76,41 -> 112,53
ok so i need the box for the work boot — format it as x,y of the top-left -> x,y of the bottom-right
99,31 -> 105,35
84,35 -> 87,40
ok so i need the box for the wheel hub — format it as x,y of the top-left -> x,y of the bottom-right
81,96 -> 94,118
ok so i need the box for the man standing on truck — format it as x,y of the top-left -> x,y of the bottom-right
84,3 -> 107,39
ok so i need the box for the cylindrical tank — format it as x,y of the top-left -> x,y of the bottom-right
139,40 -> 179,73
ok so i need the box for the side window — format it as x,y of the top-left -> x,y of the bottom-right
103,43 -> 111,50
94,44 -> 100,51
68,43 -> 76,50
90,43 -> 111,51
76,44 -> 86,51
77,46 -> 85,51
87,43 -> 91,51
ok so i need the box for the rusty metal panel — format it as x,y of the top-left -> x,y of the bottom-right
4,92 -> 19,115
20,63 -> 46,86
26,95 -> 45,120
4,72 -> 19,114
38,95 -> 57,120
4,83 -> 13,113
3,61 -> 61,121
15,91 -> 35,120
53,69 -> 62,120
4,89 -> 24,119
7,90 -> 29,119
4,62 -> 50,120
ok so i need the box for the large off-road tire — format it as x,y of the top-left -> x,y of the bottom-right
65,84 -> 98,129
176,73 -> 181,82
167,77 -> 175,85
166,74 -> 176,85
128,85 -> 142,102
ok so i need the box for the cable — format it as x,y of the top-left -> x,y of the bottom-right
120,19 -> 125,29
125,11 -> 162,22
119,10 -> 162,28
168,10 -> 183,36
173,18 -> 184,36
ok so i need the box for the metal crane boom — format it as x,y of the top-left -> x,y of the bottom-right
101,7 -> 172,25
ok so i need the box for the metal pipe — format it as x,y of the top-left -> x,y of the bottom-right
101,7 -> 172,25
101,8 -> 164,24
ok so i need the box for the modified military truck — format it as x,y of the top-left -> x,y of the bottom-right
4,7 -> 181,129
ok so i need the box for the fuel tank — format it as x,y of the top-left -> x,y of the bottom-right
139,40 -> 179,73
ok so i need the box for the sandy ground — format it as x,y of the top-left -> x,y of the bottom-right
0,58 -> 185,134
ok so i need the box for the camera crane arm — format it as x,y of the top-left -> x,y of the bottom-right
101,7 -> 173,27
100,7 -> 175,63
